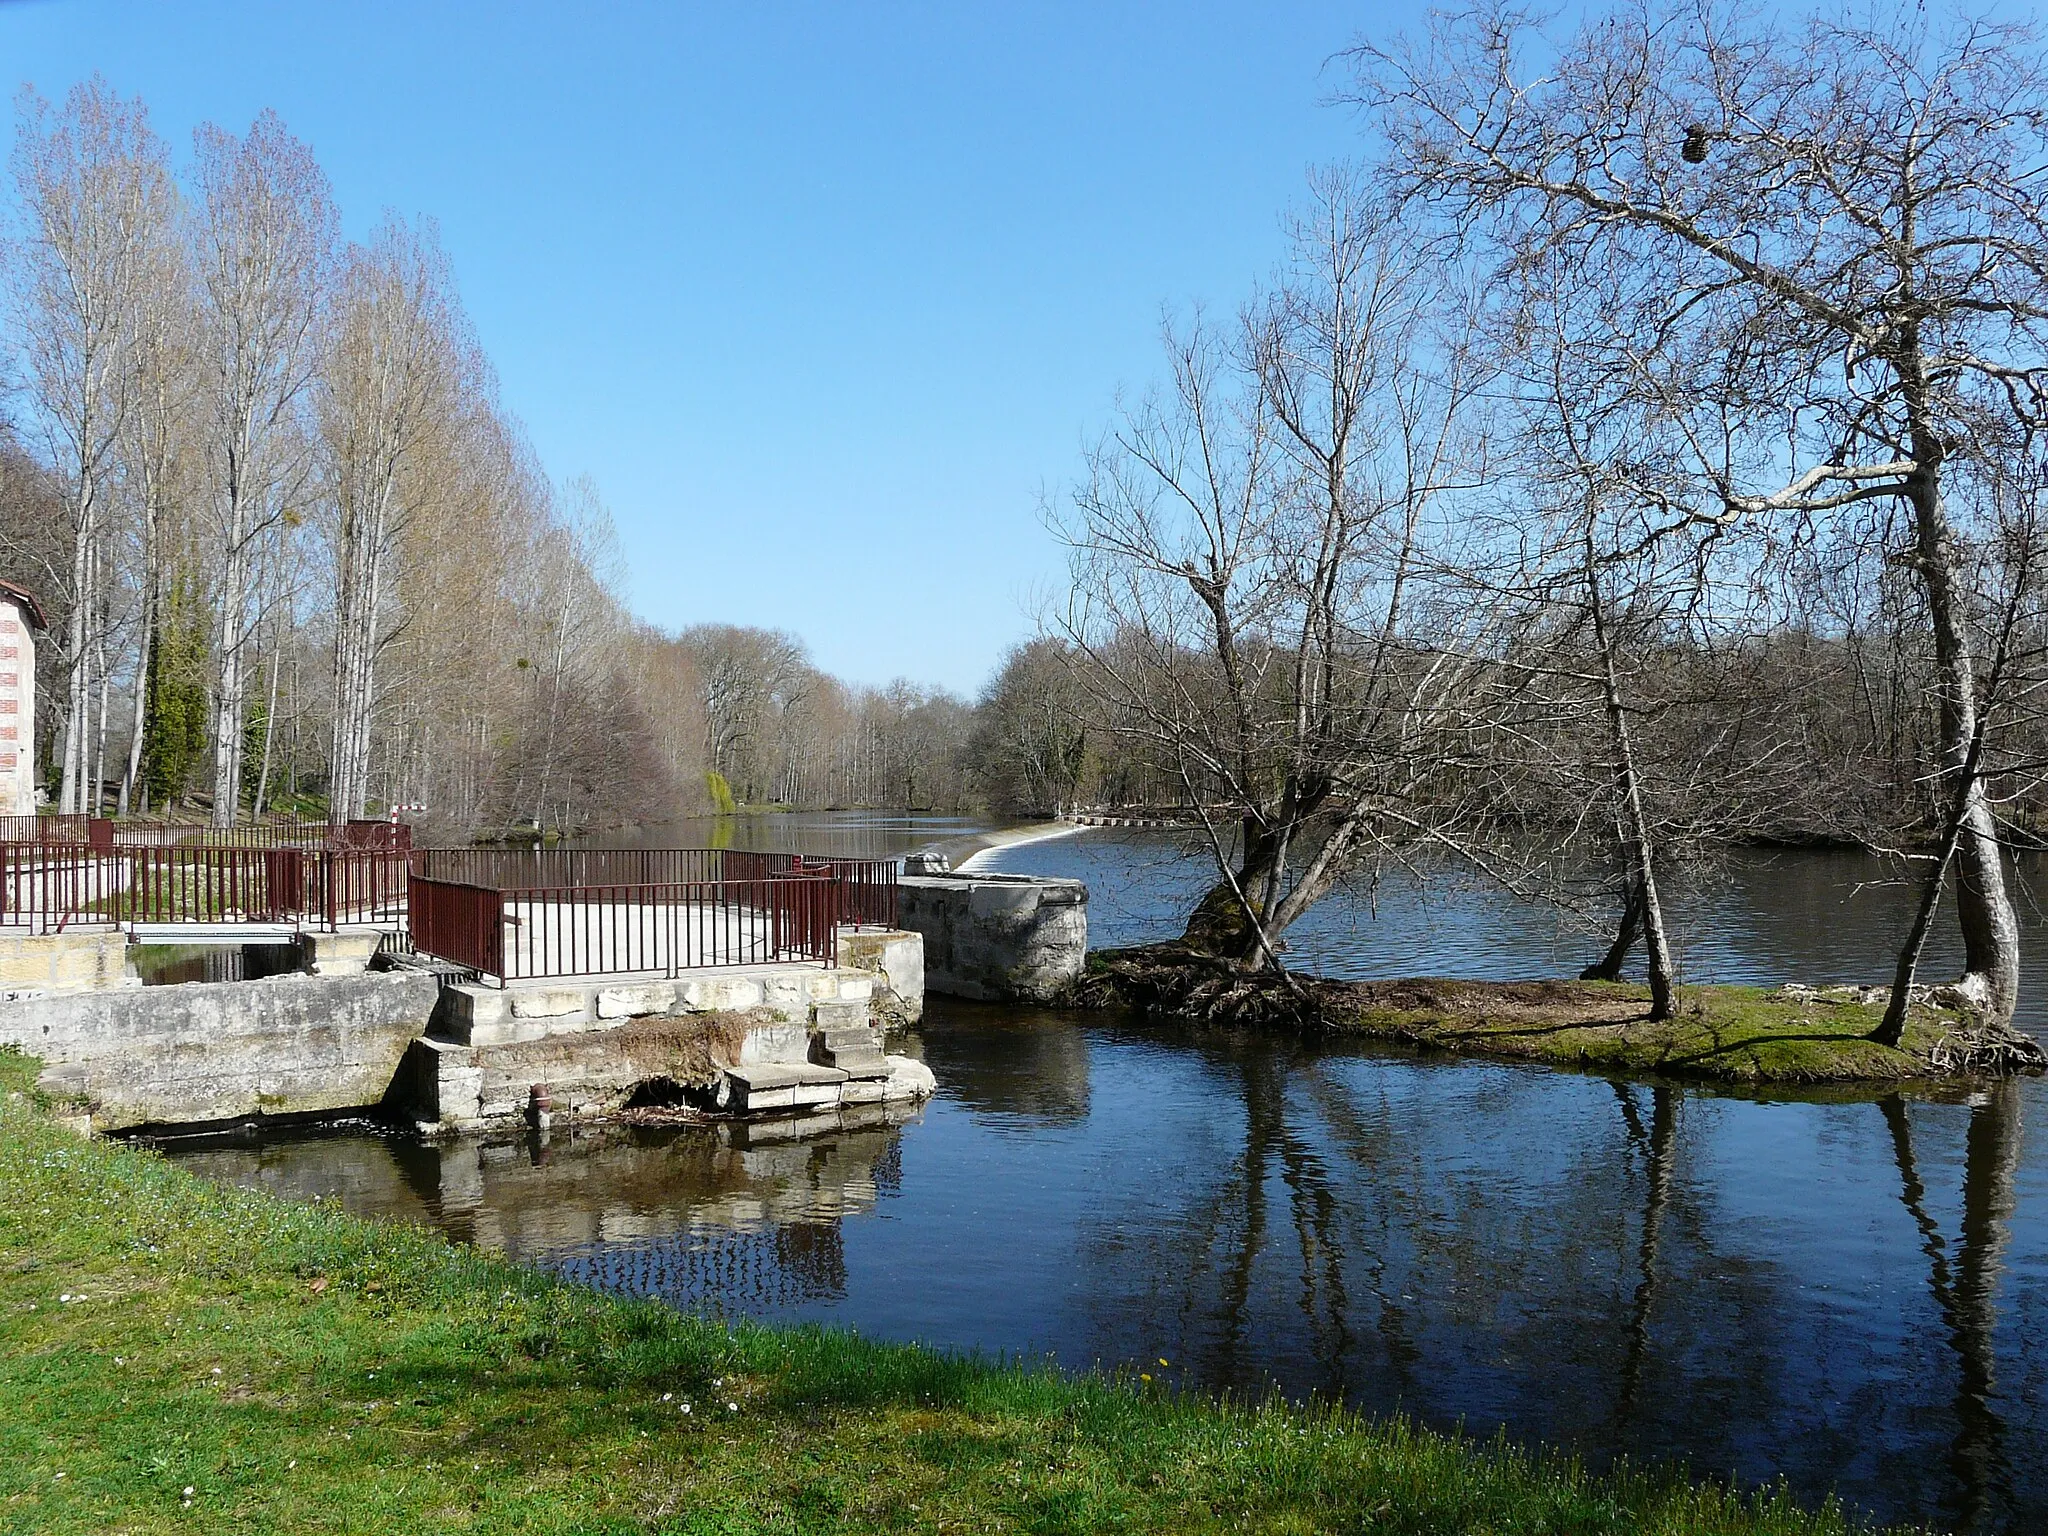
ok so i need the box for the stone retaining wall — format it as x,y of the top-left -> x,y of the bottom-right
896,874 -> 1087,1002
1,971 -> 440,1132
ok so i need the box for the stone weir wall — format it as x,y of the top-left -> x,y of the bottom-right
0,928 -> 931,1135
1,972 -> 441,1132
896,873 -> 1087,1003
399,963 -> 934,1135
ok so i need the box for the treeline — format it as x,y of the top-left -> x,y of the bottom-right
0,81 -> 985,836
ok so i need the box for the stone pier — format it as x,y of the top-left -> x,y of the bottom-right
896,872 -> 1087,1002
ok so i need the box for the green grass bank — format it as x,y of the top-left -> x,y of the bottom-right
2,1048 -> 1890,1535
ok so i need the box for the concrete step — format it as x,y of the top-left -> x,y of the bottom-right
818,1026 -> 880,1050
719,1061 -> 847,1115
811,998 -> 871,1030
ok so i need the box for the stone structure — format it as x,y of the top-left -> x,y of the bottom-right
395,957 -> 933,1133
0,971 -> 441,1132
0,928 -> 131,999
896,872 -> 1087,1002
0,580 -> 45,815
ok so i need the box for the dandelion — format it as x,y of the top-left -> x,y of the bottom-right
680,1403 -> 691,1415
727,1402 -> 738,1413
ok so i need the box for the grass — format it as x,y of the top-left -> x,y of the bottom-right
0,1052 -> 1900,1534
1078,947 -> 1991,1085
1335,978 -> 1962,1084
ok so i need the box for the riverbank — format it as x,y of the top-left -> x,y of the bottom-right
1074,946 -> 2047,1083
1,1047 -> 1882,1535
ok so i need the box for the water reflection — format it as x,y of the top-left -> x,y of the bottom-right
174,1107 -> 916,1314
164,1000 -> 2048,1533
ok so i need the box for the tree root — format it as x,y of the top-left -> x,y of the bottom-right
1927,1026 -> 2048,1076
1064,944 -> 1336,1031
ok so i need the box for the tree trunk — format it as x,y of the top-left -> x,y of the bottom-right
119,568 -> 157,816
1582,882 -> 1643,981
1903,349 -> 2021,1026
1586,534 -> 1675,1020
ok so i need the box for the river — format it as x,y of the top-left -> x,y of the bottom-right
158,820 -> 2048,1534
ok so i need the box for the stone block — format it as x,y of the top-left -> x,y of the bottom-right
882,1054 -> 938,1102
298,929 -> 385,977
811,998 -> 868,1031
0,929 -> 128,995
738,1019 -> 810,1066
677,975 -> 763,1012
509,987 -> 589,1020
596,981 -> 675,1019
761,973 -> 809,1013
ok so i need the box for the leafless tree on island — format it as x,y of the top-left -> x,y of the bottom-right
1354,1 -> 2048,1037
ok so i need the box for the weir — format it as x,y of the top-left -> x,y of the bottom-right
0,823 -> 1087,1137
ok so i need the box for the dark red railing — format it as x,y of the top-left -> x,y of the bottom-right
0,815 -> 414,852
407,870 -> 842,983
0,844 -> 410,933
407,876 -> 505,977
409,847 -> 899,931
766,853 -> 899,927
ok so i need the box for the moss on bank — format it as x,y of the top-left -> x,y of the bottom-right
0,1049 -> 1888,1535
1074,946 -> 2038,1084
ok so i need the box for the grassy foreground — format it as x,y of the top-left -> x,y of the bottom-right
2,1051 -> 1884,1536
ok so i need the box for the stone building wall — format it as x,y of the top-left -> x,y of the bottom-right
0,593 -> 37,815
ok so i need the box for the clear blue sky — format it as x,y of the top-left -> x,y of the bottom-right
2,1 -> 1407,694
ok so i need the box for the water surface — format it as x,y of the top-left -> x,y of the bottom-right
162,834 -> 2048,1534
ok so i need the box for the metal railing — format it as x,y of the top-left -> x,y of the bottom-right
0,815 -> 412,852
410,847 -> 899,929
0,844 -> 409,933
407,871 -> 843,983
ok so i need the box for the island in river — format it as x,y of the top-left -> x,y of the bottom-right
1070,945 -> 2048,1083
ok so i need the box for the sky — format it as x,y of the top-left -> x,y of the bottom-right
0,1 -> 1412,694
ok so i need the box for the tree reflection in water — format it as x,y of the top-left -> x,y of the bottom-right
158,1011 -> 2043,1535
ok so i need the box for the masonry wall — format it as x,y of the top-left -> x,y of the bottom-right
896,873 -> 1088,1003
0,971 -> 441,1131
0,598 -> 35,816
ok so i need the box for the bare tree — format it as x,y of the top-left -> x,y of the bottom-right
112,155 -> 197,814
191,109 -> 333,826
10,79 -> 174,812
1057,171 -> 1497,972
1355,1 -> 2048,1027
320,216 -> 463,818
